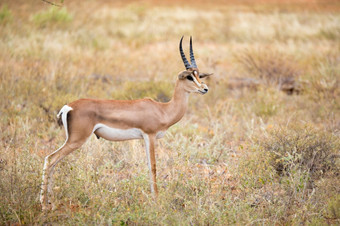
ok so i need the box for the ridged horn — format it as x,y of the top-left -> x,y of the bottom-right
190,36 -> 197,68
179,36 -> 192,70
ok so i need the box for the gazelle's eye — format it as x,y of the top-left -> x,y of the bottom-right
186,75 -> 193,81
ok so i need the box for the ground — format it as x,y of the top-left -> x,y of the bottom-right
0,0 -> 339,224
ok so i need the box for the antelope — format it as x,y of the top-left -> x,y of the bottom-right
40,36 -> 212,210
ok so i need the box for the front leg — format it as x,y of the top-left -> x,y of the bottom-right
142,133 -> 158,196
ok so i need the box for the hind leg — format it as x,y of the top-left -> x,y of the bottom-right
40,138 -> 88,210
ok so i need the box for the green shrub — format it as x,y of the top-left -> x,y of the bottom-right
31,6 -> 72,27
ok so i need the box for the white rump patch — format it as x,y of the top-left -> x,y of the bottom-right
57,105 -> 73,119
57,105 -> 73,141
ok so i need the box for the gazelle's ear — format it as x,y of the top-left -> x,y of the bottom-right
199,73 -> 213,78
178,71 -> 192,80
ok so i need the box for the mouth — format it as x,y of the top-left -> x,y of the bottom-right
198,90 -> 208,95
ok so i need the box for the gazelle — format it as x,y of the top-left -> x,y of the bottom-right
40,36 -> 212,210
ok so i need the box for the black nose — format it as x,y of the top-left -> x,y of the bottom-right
204,88 -> 208,92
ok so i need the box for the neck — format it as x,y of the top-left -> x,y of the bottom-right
164,80 -> 189,127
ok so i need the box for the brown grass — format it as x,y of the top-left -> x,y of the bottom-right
0,0 -> 339,224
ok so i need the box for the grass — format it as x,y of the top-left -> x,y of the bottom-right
236,49 -> 301,94
0,0 -> 339,224
0,4 -> 12,24
31,6 -> 72,28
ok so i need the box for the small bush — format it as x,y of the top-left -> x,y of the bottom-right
236,49 -> 301,94
252,126 -> 340,223
31,6 -> 72,28
0,5 -> 12,24
260,126 -> 339,182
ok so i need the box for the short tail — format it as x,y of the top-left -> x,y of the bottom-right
56,105 -> 73,140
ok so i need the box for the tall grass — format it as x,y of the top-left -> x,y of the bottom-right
0,0 -> 339,224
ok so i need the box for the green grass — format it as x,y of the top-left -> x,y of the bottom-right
31,6 -> 72,28
0,0 -> 339,224
0,4 -> 12,24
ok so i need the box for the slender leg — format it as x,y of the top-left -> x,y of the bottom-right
143,133 -> 158,196
40,139 -> 86,210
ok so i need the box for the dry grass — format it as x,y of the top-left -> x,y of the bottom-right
0,0 -> 339,224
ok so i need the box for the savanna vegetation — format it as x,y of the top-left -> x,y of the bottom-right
0,0 -> 339,224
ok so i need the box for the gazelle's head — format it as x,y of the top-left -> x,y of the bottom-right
178,36 -> 212,95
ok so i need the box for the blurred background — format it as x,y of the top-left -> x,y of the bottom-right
0,0 -> 339,224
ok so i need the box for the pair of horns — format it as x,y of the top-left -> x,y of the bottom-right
179,36 -> 197,70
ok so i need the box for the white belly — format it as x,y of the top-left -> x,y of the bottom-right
93,124 -> 166,141
156,131 -> 165,139
93,124 -> 143,141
